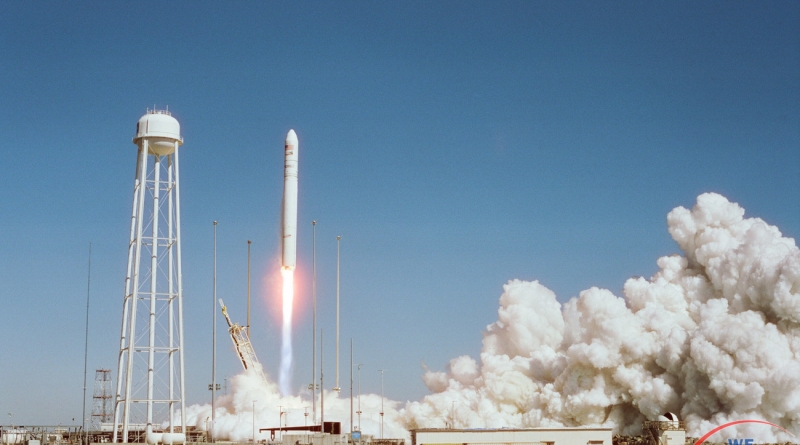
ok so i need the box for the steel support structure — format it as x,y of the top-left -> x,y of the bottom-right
113,131 -> 185,443
92,369 -> 114,428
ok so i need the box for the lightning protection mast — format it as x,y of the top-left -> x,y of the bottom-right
113,110 -> 186,444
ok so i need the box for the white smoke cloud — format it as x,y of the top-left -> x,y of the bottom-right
182,193 -> 800,443
178,364 -> 407,441
402,193 -> 800,441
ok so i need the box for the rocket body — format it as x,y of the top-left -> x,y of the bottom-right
282,129 -> 299,270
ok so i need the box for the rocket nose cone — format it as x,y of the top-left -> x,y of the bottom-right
285,129 -> 298,146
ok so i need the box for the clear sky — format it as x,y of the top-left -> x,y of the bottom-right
0,1 -> 798,426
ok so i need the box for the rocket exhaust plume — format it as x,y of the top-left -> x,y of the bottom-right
279,267 -> 294,396
279,129 -> 299,396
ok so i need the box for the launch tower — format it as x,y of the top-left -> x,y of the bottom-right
113,110 -> 186,443
219,299 -> 268,385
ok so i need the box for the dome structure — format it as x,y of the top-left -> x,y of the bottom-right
658,413 -> 679,422
133,110 -> 183,156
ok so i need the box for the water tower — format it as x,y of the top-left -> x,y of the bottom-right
113,110 -> 186,444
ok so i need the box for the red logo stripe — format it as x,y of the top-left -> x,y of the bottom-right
694,419 -> 794,445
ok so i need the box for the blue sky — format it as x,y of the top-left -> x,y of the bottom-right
0,1 -> 798,426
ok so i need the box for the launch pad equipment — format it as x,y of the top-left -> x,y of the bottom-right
219,299 -> 268,385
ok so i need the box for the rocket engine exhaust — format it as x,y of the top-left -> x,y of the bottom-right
279,267 -> 294,396
279,129 -> 298,396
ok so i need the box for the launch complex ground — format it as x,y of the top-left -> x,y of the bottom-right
2,419 -> 787,445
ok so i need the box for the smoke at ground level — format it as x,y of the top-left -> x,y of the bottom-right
178,193 -> 800,443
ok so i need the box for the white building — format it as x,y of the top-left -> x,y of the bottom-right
411,428 -> 613,445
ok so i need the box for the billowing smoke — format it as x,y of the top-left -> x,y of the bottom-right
181,193 -> 800,443
403,193 -> 800,442
179,364 -> 406,441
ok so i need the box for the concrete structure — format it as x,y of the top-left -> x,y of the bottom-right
643,416 -> 685,445
113,110 -> 186,444
279,432 -> 403,445
282,433 -> 348,445
411,428 -> 612,445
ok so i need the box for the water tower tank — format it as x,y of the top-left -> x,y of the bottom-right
134,110 -> 183,155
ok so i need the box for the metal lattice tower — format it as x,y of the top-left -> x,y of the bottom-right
219,299 -> 268,385
113,110 -> 186,443
92,369 -> 113,428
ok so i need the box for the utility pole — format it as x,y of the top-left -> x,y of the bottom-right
82,243 -> 91,445
379,369 -> 386,439
335,236 -> 341,393
350,339 -> 353,434
312,221 -> 317,423
247,240 -> 251,337
212,220 -> 217,442
320,329 -> 325,426
356,364 -> 363,431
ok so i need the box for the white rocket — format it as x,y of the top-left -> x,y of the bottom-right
282,129 -> 299,270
